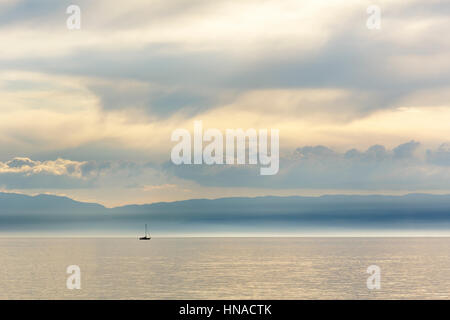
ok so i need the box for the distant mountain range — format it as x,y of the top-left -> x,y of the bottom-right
1,192 -> 450,234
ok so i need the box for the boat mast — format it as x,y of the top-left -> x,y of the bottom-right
145,224 -> 147,237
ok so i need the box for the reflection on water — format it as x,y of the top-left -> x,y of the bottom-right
0,237 -> 449,299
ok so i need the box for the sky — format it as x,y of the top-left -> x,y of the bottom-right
0,0 -> 449,207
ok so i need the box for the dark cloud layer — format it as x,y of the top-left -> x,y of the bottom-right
2,141 -> 450,192
1,1 -> 448,120
165,141 -> 450,190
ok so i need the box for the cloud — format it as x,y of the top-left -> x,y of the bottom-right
0,157 -> 88,177
0,157 -> 107,189
0,155 -> 179,206
393,140 -> 420,159
165,141 -> 450,191
141,183 -> 177,191
86,77 -> 218,118
426,143 -> 450,166
0,157 -> 90,189
0,157 -> 138,189
0,1 -> 449,205
0,0 -> 448,120
1,140 -> 450,206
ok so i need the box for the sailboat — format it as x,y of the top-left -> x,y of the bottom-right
139,224 -> 151,240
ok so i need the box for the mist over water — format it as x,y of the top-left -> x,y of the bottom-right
1,237 -> 449,299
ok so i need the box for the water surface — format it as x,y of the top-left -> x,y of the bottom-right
0,237 -> 449,299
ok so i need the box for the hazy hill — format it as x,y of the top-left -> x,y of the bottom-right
1,192 -> 450,233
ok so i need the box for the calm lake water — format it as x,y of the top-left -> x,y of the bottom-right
0,237 -> 449,299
